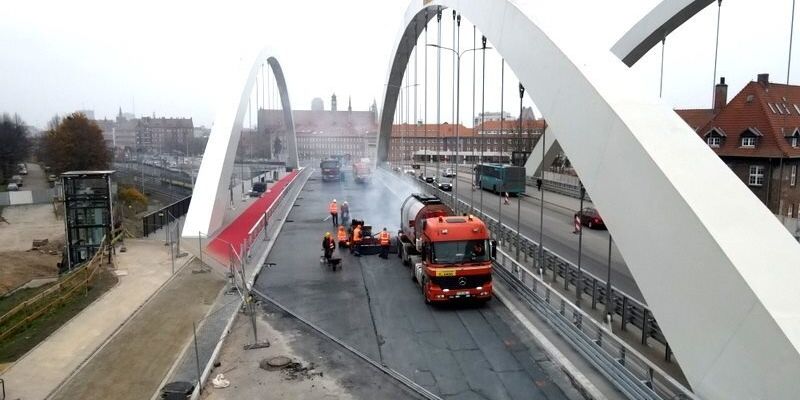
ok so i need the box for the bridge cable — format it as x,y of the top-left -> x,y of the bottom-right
454,13 -> 461,206
470,24 -> 477,212
424,11 -> 429,173
517,83 -> 524,262
659,37 -> 666,99
499,58 -> 505,230
788,0 -> 797,85
479,35 -> 487,215
437,10 -> 442,178
539,122 -> 546,276
712,0 -> 723,107
414,21 -> 418,164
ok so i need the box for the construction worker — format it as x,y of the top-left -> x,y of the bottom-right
378,227 -> 391,259
352,224 -> 362,256
329,199 -> 338,227
341,201 -> 350,223
337,225 -> 348,248
322,232 -> 335,260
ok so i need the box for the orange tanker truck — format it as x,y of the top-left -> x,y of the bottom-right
397,193 -> 495,303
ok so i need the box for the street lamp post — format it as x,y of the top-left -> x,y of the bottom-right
428,40 -> 492,210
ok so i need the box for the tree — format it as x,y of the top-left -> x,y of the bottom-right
41,112 -> 110,173
0,113 -> 31,183
117,185 -> 148,215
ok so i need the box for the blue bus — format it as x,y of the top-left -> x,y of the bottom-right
474,163 -> 526,195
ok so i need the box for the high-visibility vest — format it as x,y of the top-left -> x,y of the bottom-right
337,228 -> 347,241
379,231 -> 390,246
353,227 -> 362,242
329,202 -> 337,213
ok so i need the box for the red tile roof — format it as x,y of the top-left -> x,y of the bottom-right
695,77 -> 800,158
476,119 -> 545,132
674,109 -> 716,132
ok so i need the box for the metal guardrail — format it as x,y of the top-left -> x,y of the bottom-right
383,168 -> 690,393
492,249 -> 696,400
142,195 -> 192,237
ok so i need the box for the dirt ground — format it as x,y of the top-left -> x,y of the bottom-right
0,204 -> 64,295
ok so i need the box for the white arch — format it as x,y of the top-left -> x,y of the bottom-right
527,0 -> 717,177
378,1 -> 800,398
182,47 -> 298,238
613,0 -> 716,67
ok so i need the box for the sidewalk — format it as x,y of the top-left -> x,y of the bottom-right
50,258 -> 225,400
0,239 -> 177,400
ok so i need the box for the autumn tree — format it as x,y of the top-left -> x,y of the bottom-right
0,113 -> 31,183
41,112 -> 110,173
117,185 -> 148,215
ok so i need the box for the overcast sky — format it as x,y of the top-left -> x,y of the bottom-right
1,0 -> 797,130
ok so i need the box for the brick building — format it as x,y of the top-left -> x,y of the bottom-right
136,116 -> 194,155
677,74 -> 800,217
258,95 -> 379,160
389,117 -> 545,163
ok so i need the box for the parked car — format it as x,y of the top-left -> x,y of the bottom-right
11,175 -> 23,187
574,207 -> 606,229
443,168 -> 456,178
17,163 -> 27,175
6,183 -> 18,191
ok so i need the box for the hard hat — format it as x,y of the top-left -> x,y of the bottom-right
325,232 -> 331,237
333,199 -> 337,202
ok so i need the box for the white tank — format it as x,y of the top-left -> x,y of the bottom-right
400,194 -> 453,241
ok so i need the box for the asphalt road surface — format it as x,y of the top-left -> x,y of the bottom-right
418,166 -> 644,303
256,170 -> 577,400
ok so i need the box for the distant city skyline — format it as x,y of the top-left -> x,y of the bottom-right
0,0 -> 797,130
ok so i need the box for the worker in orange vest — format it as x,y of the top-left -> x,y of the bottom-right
328,199 -> 338,227
337,225 -> 348,247
351,224 -> 362,256
378,227 -> 391,259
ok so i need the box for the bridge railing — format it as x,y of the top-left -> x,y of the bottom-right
492,247 -> 696,400
142,195 -> 192,237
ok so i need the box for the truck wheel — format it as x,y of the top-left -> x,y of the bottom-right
421,278 -> 431,304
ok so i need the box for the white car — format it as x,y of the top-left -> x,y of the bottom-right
6,183 -> 19,191
443,168 -> 455,178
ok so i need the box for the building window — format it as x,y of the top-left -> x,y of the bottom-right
792,165 -> 797,187
793,136 -> 799,148
741,137 -> 757,148
789,205 -> 794,218
707,136 -> 721,147
749,165 -> 765,186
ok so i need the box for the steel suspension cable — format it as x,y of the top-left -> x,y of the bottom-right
789,0 -> 797,84
437,10 -> 442,178
499,58 -> 505,230
424,13 -> 429,172
659,37 -> 666,99
454,13 -> 461,205
452,10 -> 457,169
470,25 -> 476,212
479,35 -> 486,215
712,0 -> 723,107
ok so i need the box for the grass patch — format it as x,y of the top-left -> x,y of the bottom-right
0,283 -> 56,316
0,269 -> 118,363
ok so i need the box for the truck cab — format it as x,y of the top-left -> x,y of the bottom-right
413,215 -> 493,303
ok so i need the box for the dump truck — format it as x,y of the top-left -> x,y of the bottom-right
320,159 -> 344,182
397,193 -> 495,303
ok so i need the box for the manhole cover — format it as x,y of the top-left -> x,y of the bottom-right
261,356 -> 292,370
